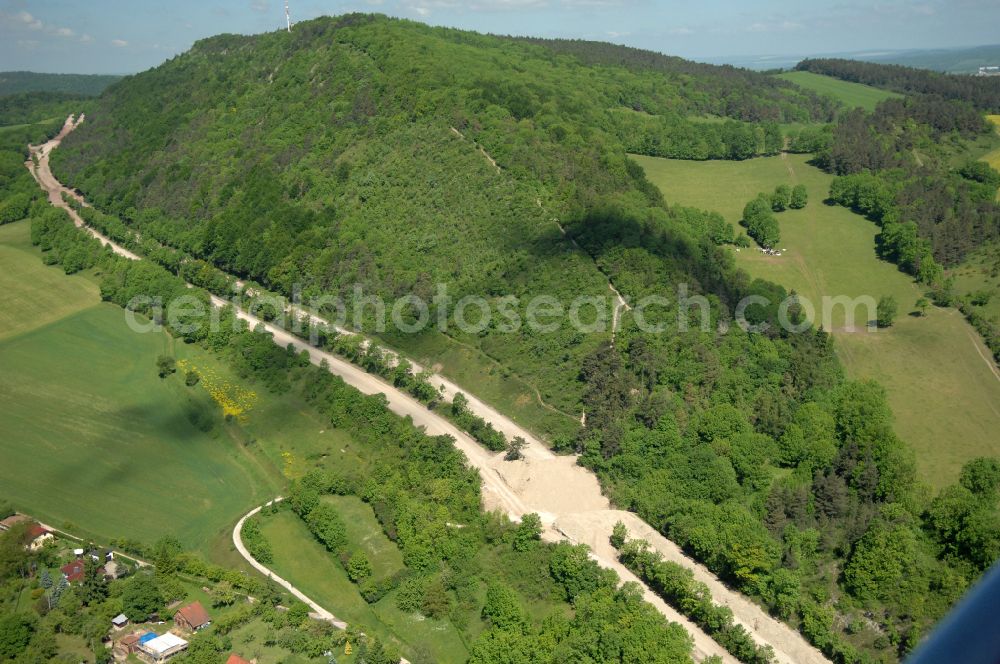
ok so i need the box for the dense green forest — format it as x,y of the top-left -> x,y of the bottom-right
815,99 -> 998,267
19,14 -> 1000,663
50,13 -> 832,413
0,92 -> 94,126
0,115 -> 64,224
0,71 -> 120,97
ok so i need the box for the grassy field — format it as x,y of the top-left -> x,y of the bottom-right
322,495 -> 406,580
258,509 -> 471,663
0,223 -> 99,341
633,153 -> 1000,487
777,71 -> 901,112
0,220 -> 287,551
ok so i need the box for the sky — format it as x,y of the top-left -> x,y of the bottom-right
1,0 -> 999,74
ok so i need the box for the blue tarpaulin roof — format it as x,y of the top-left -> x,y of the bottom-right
138,632 -> 157,645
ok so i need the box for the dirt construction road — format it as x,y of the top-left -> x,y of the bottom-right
29,116 -> 829,664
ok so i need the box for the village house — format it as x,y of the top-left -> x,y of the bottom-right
226,654 -> 254,664
25,524 -> 53,551
60,559 -> 86,584
0,516 -> 52,551
173,601 -> 211,632
111,613 -> 129,630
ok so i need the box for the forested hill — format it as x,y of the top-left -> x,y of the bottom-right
0,71 -> 121,97
51,12 -> 831,408
795,58 -> 1000,112
515,37 -> 836,122
48,15 -> 1000,663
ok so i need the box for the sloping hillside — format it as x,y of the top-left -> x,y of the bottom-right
51,14 -> 830,415
42,16 -> 1000,662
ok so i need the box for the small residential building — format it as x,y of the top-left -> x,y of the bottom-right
114,632 -> 143,659
137,632 -> 188,663
61,560 -> 86,584
226,654 -> 253,664
173,601 -> 211,632
111,613 -> 129,629
25,524 -> 53,551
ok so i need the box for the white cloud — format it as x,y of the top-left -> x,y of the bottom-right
111,38 -> 129,47
17,11 -> 43,30
54,27 -> 75,37
667,26 -> 694,35
80,34 -> 94,43
251,0 -> 269,11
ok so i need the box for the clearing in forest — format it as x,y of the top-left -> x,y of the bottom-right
776,70 -> 902,112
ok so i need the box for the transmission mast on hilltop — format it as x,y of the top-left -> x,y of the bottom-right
285,0 -> 292,32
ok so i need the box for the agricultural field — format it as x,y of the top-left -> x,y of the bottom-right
257,508 -> 471,664
633,153 -> 1000,486
777,70 -> 902,111
0,220 -> 285,551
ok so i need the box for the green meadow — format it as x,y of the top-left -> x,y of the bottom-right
0,220 -> 285,550
776,70 -> 902,111
633,153 -> 1000,487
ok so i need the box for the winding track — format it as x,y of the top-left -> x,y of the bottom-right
28,115 -> 830,664
232,498 -> 349,629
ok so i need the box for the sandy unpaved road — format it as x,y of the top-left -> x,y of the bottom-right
30,115 -> 829,664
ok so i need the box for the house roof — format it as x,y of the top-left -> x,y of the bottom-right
112,613 -> 128,625
142,632 -> 187,655
61,560 -> 86,583
226,655 -> 252,664
175,600 -> 211,628
26,524 -> 49,540
119,633 -> 141,646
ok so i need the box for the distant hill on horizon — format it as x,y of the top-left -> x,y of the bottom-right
703,43 -> 1000,73
0,71 -> 121,97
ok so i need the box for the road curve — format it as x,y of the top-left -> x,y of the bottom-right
30,115 -> 829,664
232,497 -> 348,629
